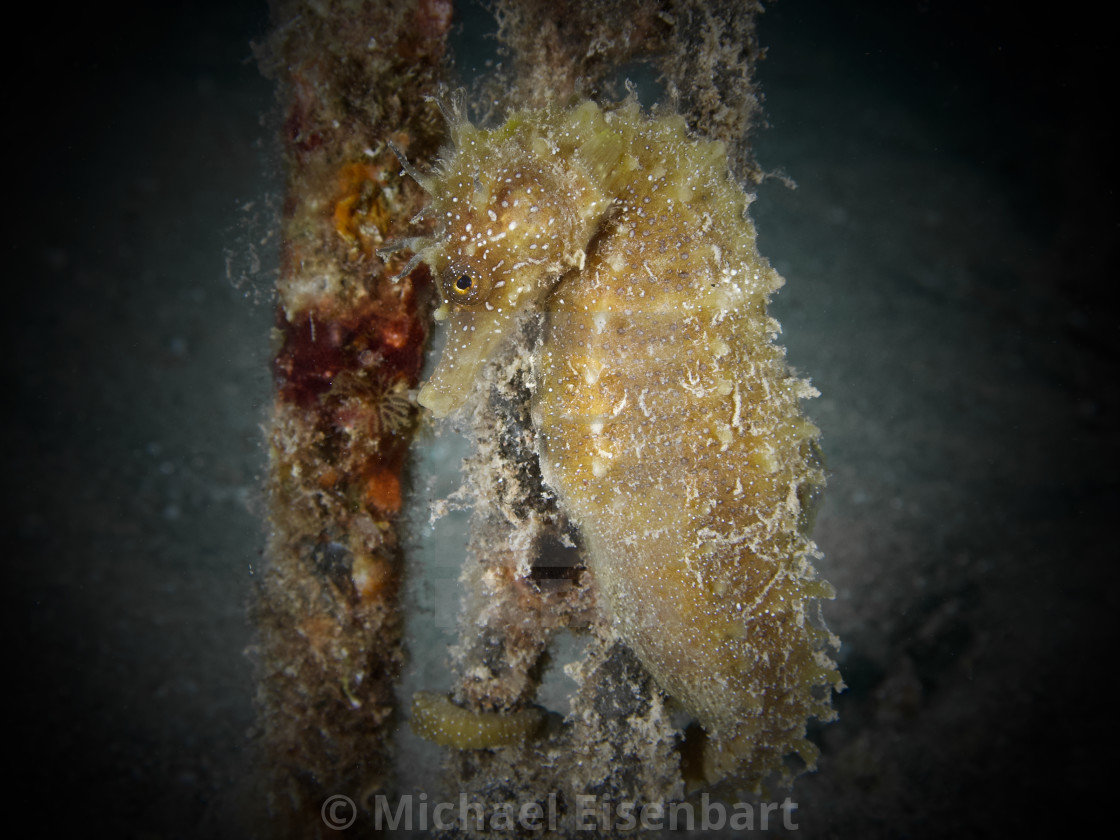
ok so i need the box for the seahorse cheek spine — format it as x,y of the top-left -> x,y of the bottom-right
414,100 -> 840,789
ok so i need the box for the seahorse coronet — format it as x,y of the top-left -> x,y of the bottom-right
410,99 -> 840,789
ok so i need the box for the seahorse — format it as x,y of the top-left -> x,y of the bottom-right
402,99 -> 841,790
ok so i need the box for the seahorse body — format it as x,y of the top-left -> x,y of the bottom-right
409,100 -> 840,788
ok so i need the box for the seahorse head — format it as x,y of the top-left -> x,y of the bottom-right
405,103 -> 620,416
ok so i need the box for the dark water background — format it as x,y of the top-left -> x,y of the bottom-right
6,1 -> 1115,836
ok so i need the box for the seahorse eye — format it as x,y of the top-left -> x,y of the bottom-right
442,267 -> 491,306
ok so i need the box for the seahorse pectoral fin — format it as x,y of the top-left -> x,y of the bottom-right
417,307 -> 514,417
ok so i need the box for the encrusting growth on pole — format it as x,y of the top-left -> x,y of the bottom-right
251,1 -> 449,834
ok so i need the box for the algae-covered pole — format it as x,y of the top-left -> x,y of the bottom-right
251,0 -> 448,833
